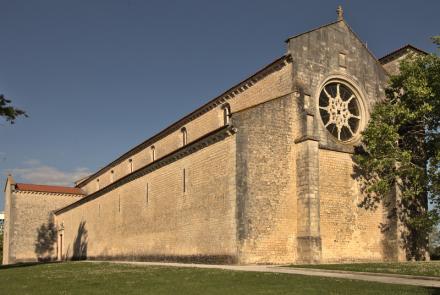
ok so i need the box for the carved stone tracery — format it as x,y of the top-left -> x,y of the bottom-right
319,82 -> 361,141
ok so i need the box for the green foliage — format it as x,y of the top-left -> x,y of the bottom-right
0,94 -> 27,124
354,37 -> 440,260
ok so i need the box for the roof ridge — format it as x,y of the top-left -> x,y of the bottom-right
15,183 -> 85,195
286,20 -> 386,77
285,20 -> 342,42
16,182 -> 77,188
379,44 -> 428,63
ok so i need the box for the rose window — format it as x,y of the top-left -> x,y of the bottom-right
319,82 -> 361,141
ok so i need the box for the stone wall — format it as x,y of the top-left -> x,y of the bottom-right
380,48 -> 422,76
56,134 -> 237,263
287,21 -> 388,152
319,149 -> 392,262
3,188 -> 82,264
286,20 -> 397,263
54,56 -> 294,264
2,177 -> 13,264
234,94 -> 297,264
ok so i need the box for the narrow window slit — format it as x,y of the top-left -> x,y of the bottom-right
118,194 -> 121,213
222,104 -> 231,125
183,168 -> 187,193
181,127 -> 187,146
145,183 -> 149,206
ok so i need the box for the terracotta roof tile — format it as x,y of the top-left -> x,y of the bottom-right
15,183 -> 85,195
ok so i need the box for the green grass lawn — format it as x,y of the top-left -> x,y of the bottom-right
289,261 -> 440,277
0,262 -> 438,295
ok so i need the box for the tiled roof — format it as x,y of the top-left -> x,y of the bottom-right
15,183 -> 85,195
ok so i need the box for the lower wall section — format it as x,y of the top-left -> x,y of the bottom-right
52,131 -> 400,265
319,149 -> 395,262
56,136 -> 237,263
234,94 -> 297,264
6,192 -> 81,264
86,254 -> 236,264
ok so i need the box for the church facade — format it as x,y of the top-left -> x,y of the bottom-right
3,15 -> 425,265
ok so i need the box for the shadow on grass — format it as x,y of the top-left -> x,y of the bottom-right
427,289 -> 440,295
0,261 -> 62,270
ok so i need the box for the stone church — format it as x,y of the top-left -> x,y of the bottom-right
3,9 -> 427,265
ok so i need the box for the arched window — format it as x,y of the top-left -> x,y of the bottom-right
96,178 -> 100,190
222,104 -> 231,125
129,158 -> 133,173
181,127 -> 187,146
110,170 -> 114,182
151,146 -> 156,161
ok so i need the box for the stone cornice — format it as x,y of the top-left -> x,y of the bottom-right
318,143 -> 354,154
55,125 -> 237,215
294,135 -> 320,144
76,55 -> 292,188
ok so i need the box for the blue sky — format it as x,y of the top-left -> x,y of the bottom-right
0,0 -> 439,209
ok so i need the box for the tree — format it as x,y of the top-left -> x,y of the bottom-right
0,94 -> 27,124
354,37 -> 440,260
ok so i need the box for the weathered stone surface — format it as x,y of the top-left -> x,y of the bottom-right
235,94 -> 297,264
3,177 -> 82,264
57,135 -> 238,262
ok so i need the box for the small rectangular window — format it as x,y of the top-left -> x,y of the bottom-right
339,52 -> 347,68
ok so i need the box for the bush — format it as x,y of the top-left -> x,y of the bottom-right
430,246 -> 440,260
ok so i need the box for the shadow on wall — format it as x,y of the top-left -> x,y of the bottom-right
351,149 -> 400,261
34,214 -> 57,262
72,221 -> 88,261
351,147 -> 430,261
